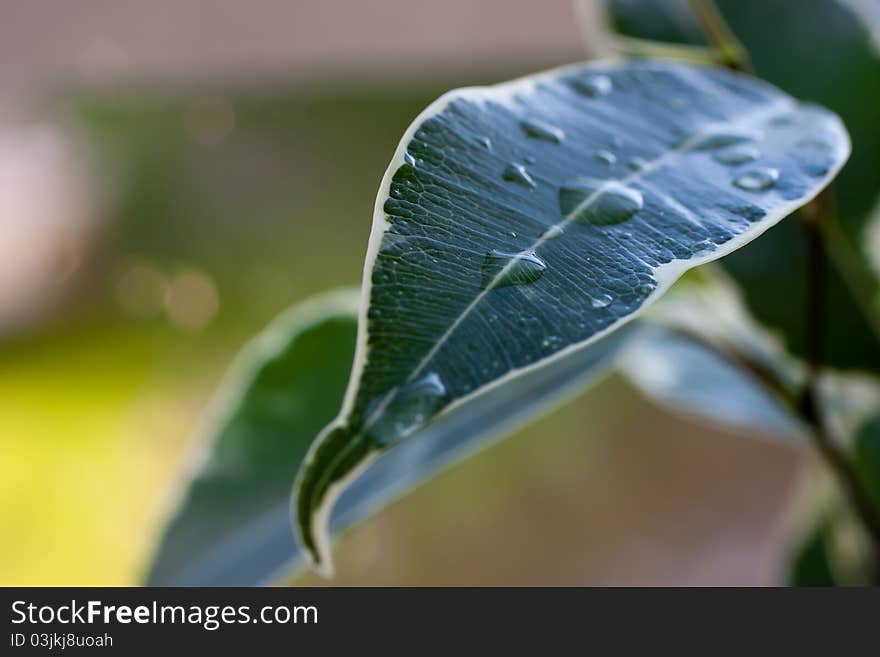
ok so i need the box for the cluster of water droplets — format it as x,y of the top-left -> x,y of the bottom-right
370,72 -> 840,453
679,125 -> 783,194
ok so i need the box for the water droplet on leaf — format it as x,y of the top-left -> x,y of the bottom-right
591,294 -> 613,309
521,119 -> 564,143
559,179 -> 644,225
475,136 -> 492,150
595,150 -> 617,166
366,372 -> 447,447
713,145 -> 760,166
688,127 -> 758,151
734,167 -> 779,191
572,74 -> 613,98
627,157 -> 648,172
481,249 -> 547,289
503,163 -> 536,188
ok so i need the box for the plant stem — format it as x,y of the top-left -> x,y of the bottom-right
800,196 -> 880,556
664,325 -> 800,413
612,35 -> 725,67
819,219 -> 880,341
687,0 -> 880,577
686,0 -> 752,73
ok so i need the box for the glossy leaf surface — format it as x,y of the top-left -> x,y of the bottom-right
605,0 -> 880,372
294,59 -> 849,573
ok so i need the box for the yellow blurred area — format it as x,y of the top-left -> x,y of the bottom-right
0,331 -> 208,584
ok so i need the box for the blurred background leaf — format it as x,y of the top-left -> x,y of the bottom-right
853,413 -> 880,511
146,289 -> 359,586
603,0 -> 880,373
787,516 -> 838,586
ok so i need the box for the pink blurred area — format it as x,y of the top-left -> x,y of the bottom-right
0,0 -> 596,90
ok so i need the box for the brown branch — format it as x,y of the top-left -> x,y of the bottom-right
686,0 -> 752,73
686,0 -> 880,580
800,195 -> 880,564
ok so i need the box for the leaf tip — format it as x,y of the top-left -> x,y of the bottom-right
292,422 -> 378,579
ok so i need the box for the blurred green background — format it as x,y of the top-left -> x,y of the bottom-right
0,0 -> 804,585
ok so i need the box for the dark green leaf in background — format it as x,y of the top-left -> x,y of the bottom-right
146,289 -> 630,584
294,59 -> 850,573
145,290 -> 359,585
620,325 -> 802,437
788,517 -> 838,586
853,412 -> 880,511
605,0 -> 880,372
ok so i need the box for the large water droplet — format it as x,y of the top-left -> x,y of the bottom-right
595,150 -> 617,166
521,119 -> 564,143
559,179 -> 644,225
572,74 -> 613,98
503,163 -> 536,188
734,167 -> 779,192
713,145 -> 760,166
541,224 -> 564,240
591,293 -> 613,309
365,372 -> 447,447
688,127 -> 759,151
481,249 -> 547,289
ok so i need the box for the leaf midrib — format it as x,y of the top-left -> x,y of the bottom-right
359,96 -> 793,435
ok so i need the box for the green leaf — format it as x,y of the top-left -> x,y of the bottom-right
145,289 -> 628,584
621,270 -> 880,441
619,270 -> 804,436
853,412 -> 880,510
294,59 -> 850,574
607,0 -> 879,237
788,517 -> 838,586
604,0 -> 880,372
620,326 -> 802,437
145,289 -> 360,585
